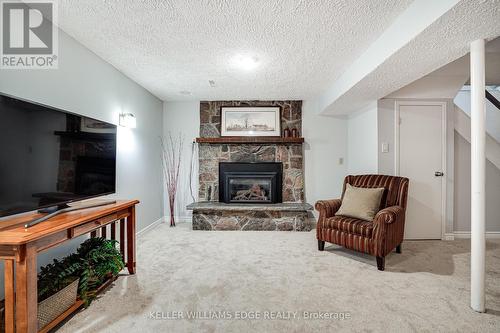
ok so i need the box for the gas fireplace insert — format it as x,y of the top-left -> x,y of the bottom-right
219,162 -> 283,204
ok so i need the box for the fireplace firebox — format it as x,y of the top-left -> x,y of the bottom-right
219,162 -> 282,204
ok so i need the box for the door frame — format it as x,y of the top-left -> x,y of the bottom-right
394,100 -> 447,240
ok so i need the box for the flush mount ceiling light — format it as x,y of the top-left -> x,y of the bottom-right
119,113 -> 137,128
231,55 -> 259,71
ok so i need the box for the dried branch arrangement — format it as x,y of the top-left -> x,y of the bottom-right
161,133 -> 184,227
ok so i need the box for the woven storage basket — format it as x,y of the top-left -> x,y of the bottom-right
37,278 -> 79,330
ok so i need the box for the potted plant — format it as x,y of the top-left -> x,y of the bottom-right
0,237 -> 125,330
75,237 -> 125,305
37,254 -> 81,329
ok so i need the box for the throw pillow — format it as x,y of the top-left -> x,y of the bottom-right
335,184 -> 384,221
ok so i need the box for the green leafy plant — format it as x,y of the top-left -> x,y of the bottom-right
75,237 -> 125,305
37,253 -> 81,303
37,237 -> 125,306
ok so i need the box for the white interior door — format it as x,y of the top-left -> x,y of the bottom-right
397,102 -> 445,240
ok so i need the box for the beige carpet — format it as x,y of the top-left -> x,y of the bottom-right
59,223 -> 500,333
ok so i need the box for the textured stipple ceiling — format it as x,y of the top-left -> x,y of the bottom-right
57,0 -> 413,101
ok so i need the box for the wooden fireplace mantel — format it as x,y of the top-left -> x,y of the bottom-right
195,137 -> 304,144
0,199 -> 139,333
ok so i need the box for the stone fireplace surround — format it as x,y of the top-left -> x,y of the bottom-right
188,100 -> 313,231
198,100 -> 304,202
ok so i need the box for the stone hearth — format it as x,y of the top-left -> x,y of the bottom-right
187,202 -> 314,231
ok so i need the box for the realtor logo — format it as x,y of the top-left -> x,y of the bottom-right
1,0 -> 58,69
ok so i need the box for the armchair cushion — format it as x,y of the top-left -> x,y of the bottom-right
335,184 -> 384,221
324,216 -> 374,238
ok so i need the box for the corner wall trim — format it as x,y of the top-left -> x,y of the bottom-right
443,233 -> 455,240
444,231 -> 500,240
137,216 -> 165,237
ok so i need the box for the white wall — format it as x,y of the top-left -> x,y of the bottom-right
454,133 -> 500,232
0,30 -> 163,297
378,69 -> 500,235
378,57 -> 468,222
454,89 -> 500,142
377,99 -> 397,174
302,100 -> 348,206
453,95 -> 500,232
346,104 -> 378,174
162,102 -> 200,221
161,100 -> 348,219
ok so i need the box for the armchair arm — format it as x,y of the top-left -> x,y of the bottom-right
373,206 -> 406,257
374,206 -> 405,225
315,199 -> 342,220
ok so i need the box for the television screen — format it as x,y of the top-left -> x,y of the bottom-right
0,94 -> 117,217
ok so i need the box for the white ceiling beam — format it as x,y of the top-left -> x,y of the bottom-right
318,0 -> 500,116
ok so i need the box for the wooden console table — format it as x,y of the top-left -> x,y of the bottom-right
0,199 -> 139,333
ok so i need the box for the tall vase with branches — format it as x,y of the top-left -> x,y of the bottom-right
161,133 -> 184,227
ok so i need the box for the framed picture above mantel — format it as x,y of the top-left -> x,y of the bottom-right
221,107 -> 281,137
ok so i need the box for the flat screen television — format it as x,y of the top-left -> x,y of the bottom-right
0,93 -> 117,218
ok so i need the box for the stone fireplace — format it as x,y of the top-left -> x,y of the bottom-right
198,101 -> 304,203
219,162 -> 282,204
187,100 -> 313,231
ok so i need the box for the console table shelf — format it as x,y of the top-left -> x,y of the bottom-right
195,137 -> 304,144
0,199 -> 139,333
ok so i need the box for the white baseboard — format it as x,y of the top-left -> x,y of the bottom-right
137,216 -> 165,237
165,215 -> 192,223
137,215 -> 192,237
443,231 -> 500,240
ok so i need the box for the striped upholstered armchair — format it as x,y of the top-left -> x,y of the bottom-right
315,175 -> 409,271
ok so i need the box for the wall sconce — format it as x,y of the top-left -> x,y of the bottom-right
119,113 -> 137,128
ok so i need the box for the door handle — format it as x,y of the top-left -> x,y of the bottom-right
435,171 -> 444,177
